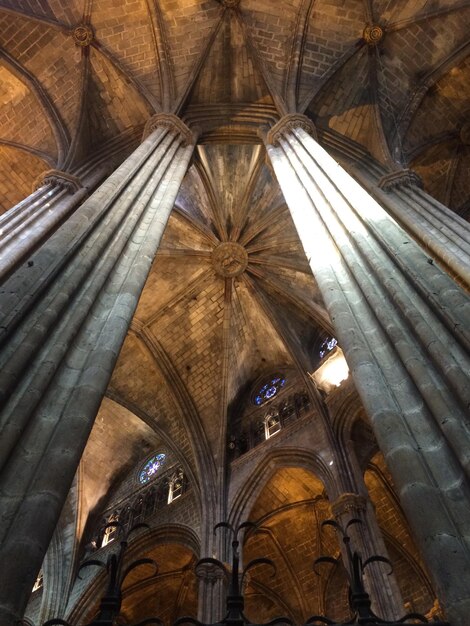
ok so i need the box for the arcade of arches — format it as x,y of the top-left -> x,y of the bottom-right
0,1 -> 469,626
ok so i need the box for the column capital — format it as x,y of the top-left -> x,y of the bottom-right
378,168 -> 423,192
195,561 -> 228,584
143,113 -> 197,146
331,492 -> 367,517
33,169 -> 83,194
266,114 -> 318,147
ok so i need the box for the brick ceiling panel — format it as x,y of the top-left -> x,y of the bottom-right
108,333 -> 197,474
158,0 -> 223,105
0,12 -> 56,66
0,65 -> 57,158
134,256 -> 212,324
91,0 -> 162,107
175,163 -> 221,237
308,46 -> 374,146
121,549 -> 198,625
0,145 -> 49,214
0,0 -> 56,22
88,50 -> 152,144
412,142 -> 457,206
297,0 -> 365,108
405,56 -> 470,153
227,278 -> 292,404
377,9 -> 470,136
383,0 -> 462,25
47,0 -> 83,24
244,468 -> 335,623
242,0 -> 302,97
197,144 -> 265,237
159,211 -> 215,255
79,397 -> 163,529
151,275 -> 226,452
252,265 -> 324,311
190,13 -> 272,106
20,30 -> 81,140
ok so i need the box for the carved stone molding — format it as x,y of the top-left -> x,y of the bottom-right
195,561 -> 227,584
266,114 -> 318,147
33,169 -> 83,194
212,242 -> 248,277
363,24 -> 384,46
142,113 -> 197,146
378,168 -> 423,191
331,492 -> 367,517
72,24 -> 94,47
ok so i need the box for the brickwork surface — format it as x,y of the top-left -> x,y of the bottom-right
92,0 -> 163,106
0,145 -> 48,214
244,467 -> 350,623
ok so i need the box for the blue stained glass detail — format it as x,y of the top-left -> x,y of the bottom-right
319,337 -> 338,359
139,453 -> 166,484
253,376 -> 286,406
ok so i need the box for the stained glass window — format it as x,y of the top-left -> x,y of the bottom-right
253,375 -> 286,406
319,337 -> 338,359
139,453 -> 166,484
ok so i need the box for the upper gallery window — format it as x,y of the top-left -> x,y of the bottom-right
253,375 -> 286,406
139,453 -> 166,485
32,570 -> 43,592
319,337 -> 337,359
167,469 -> 185,504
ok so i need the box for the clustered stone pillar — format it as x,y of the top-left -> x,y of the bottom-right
0,128 -> 141,283
196,561 -> 227,623
265,114 -> 470,626
0,114 -> 196,625
330,491 -> 402,621
320,129 -> 470,291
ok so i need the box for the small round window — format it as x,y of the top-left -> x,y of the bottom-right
253,375 -> 286,406
139,453 -> 166,484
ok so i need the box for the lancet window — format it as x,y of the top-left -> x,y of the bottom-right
167,468 -> 185,503
319,336 -> 338,359
264,410 -> 281,439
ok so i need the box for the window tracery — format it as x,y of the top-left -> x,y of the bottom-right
253,375 -> 286,406
139,453 -> 166,484
319,336 -> 338,359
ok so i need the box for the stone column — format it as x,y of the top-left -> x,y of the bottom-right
0,114 -> 196,625
0,129 -> 139,283
330,492 -> 402,621
265,114 -> 470,626
196,561 -> 227,623
320,130 -> 470,290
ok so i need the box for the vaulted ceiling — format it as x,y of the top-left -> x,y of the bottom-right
2,0 -> 470,571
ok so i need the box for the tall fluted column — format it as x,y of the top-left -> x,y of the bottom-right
330,491 -> 403,621
321,130 -> 470,290
265,114 -> 470,626
0,114 -> 196,625
196,561 -> 227,623
0,130 -> 139,283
